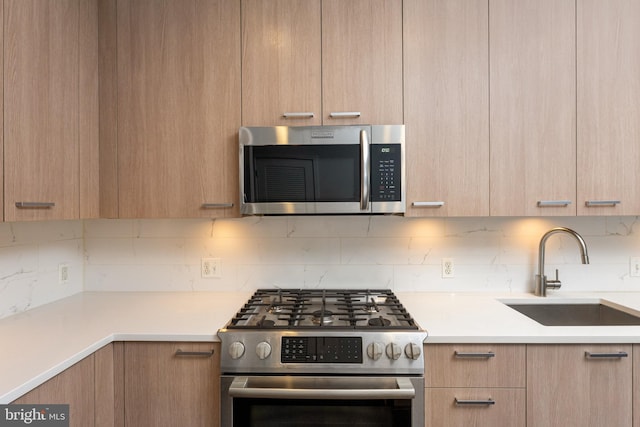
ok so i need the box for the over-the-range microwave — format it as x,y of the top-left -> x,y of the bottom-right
239,125 -> 405,215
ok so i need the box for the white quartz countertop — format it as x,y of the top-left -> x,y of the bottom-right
4,290 -> 640,403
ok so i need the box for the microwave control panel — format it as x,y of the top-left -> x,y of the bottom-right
371,144 -> 402,202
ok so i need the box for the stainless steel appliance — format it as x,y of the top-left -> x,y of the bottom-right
240,125 -> 405,215
218,289 -> 427,427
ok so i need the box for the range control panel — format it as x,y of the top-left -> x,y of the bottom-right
281,336 -> 363,364
371,144 -> 402,202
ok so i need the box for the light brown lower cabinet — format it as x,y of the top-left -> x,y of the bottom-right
527,344 -> 632,427
12,344 -> 115,427
423,344 -> 526,427
122,342 -> 220,427
635,345 -> 640,427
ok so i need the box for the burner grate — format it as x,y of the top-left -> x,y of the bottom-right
226,289 -> 419,330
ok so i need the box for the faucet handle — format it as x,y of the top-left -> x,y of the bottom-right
546,269 -> 562,290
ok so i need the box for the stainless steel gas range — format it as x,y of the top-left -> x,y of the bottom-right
218,289 -> 428,427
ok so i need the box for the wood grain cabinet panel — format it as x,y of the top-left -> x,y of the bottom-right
241,0 -> 322,126
527,344 -> 632,427
634,345 -> 640,427
116,0 -> 240,218
425,388 -> 525,427
577,0 -> 640,215
322,0 -> 403,125
3,0 -> 98,222
403,0 -> 489,217
489,0 -> 576,216
11,344 -> 118,427
424,344 -> 526,427
123,342 -> 220,427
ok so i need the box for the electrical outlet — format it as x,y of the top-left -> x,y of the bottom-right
59,264 -> 69,284
630,257 -> 640,277
201,258 -> 222,278
442,258 -> 455,278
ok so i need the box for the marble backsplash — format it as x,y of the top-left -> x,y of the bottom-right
2,215 -> 640,319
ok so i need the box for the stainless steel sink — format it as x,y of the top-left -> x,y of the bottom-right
505,302 -> 640,326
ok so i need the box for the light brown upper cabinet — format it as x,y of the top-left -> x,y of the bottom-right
3,0 -> 99,222
321,0 -> 403,125
241,0 -> 322,126
404,0 -> 489,217
577,0 -> 640,216
241,0 -> 402,126
489,0 -> 577,216
113,0 -> 240,218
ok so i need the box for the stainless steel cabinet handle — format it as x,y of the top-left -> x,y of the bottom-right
283,112 -> 315,119
585,351 -> 628,359
585,200 -> 621,207
15,202 -> 55,208
537,200 -> 572,207
412,201 -> 445,208
455,398 -> 495,406
201,203 -> 234,209
360,129 -> 370,211
175,349 -> 214,357
329,111 -> 361,118
454,351 -> 495,359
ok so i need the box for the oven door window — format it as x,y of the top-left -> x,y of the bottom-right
233,398 -> 411,427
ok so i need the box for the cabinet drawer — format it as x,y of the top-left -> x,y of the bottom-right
424,344 -> 525,387
425,388 -> 525,427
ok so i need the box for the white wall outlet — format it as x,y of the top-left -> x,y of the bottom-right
630,257 -> 640,277
442,258 -> 455,278
201,258 -> 222,278
58,264 -> 70,284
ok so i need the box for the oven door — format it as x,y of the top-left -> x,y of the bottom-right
221,375 -> 424,427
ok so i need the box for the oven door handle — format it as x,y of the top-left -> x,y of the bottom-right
228,377 -> 416,400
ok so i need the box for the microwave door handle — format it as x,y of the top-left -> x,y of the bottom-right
360,129 -> 370,211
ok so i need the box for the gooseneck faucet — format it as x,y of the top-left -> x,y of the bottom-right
535,227 -> 590,296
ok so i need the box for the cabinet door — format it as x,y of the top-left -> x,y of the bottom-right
425,388 -> 525,427
13,354 -> 95,427
634,345 -> 640,427
404,0 -> 489,217
322,0 -> 403,125
490,0 -> 576,216
241,0 -> 321,126
527,344 -> 632,427
4,0 -> 81,221
577,0 -> 640,215
117,0 -> 240,218
124,342 -> 219,427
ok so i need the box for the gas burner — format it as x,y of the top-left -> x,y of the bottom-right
362,298 -> 380,314
312,310 -> 334,326
256,316 -> 276,328
268,304 -> 285,314
368,316 -> 391,327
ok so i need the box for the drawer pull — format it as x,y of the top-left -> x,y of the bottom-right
454,351 -> 495,359
585,351 -> 628,359
412,201 -> 445,208
455,398 -> 495,406
329,111 -> 361,118
201,203 -> 234,209
537,200 -> 572,207
15,202 -> 55,209
175,349 -> 215,357
283,112 -> 315,119
585,200 -> 620,207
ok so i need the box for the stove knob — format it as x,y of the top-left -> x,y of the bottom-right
404,343 -> 422,360
228,341 -> 245,360
385,343 -> 402,360
256,341 -> 272,360
366,342 -> 384,361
